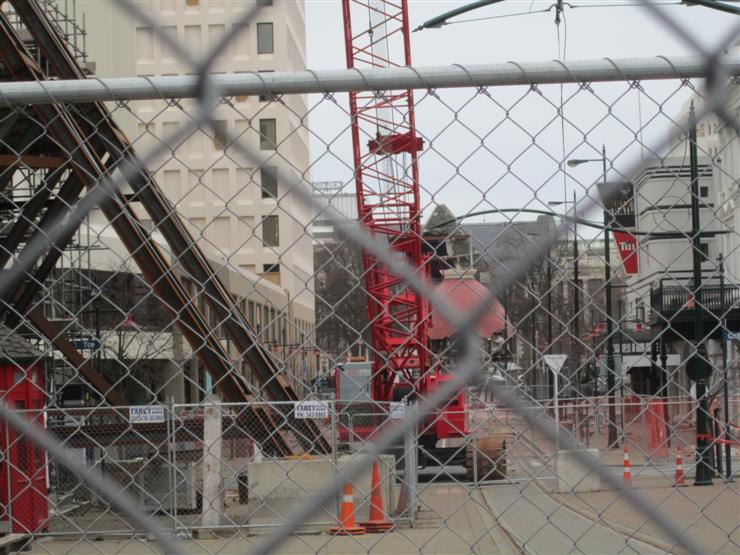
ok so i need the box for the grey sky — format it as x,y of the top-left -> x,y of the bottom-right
304,1 -> 739,227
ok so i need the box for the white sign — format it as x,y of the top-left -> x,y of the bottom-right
621,354 -> 681,371
543,354 -> 567,374
294,401 -> 329,419
389,402 -> 405,419
129,405 -> 165,424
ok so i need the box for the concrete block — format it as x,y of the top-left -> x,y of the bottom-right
554,449 -> 601,493
247,454 -> 396,530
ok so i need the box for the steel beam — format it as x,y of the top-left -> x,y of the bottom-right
0,165 -> 65,269
0,153 -> 66,168
0,9 -> 292,457
27,307 -> 126,406
9,0 -> 329,454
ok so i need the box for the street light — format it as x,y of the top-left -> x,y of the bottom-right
567,158 -> 604,167
567,144 -> 619,448
687,102 -> 713,485
548,191 -> 580,396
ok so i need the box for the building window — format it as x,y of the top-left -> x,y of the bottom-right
261,166 -> 278,198
262,215 -> 279,247
259,118 -> 277,150
700,186 -> 709,198
212,120 -> 228,151
263,263 -> 280,274
699,242 -> 709,260
257,0 -> 273,6
257,22 -> 274,54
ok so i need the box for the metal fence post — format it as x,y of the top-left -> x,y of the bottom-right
167,398 -> 177,536
404,403 -> 417,525
595,401 -> 601,450
472,428 -> 478,486
330,400 -> 338,517
4,420 -> 10,528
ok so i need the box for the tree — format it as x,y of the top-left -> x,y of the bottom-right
92,264 -> 172,403
313,232 -> 370,359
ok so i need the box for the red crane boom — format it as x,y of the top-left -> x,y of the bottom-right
342,0 -> 428,403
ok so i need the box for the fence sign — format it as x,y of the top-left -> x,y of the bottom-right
597,181 -> 639,274
726,331 -> 740,341
294,400 -> 329,419
389,402 -> 405,419
72,338 -> 101,350
129,405 -> 165,424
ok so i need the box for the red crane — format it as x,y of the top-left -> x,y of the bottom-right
342,0 -> 427,404
338,0 -> 506,477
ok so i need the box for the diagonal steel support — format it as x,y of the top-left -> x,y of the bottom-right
27,307 -> 126,406
0,165 -> 65,269
9,0 -> 329,454
0,9 -> 293,457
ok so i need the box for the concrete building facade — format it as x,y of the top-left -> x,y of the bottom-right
622,78 -> 740,397
77,0 -> 313,306
36,0 -> 318,403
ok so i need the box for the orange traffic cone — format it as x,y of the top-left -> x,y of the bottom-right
674,447 -> 687,487
329,483 -> 365,535
623,446 -> 632,484
360,461 -> 393,533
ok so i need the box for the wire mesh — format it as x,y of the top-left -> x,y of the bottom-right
0,0 -> 737,554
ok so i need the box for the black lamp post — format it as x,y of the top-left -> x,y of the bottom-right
548,191 -> 580,395
718,253 -> 734,482
687,101 -> 714,486
568,145 -> 618,448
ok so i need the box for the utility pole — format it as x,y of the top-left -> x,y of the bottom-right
719,253 -> 733,482
573,189 -> 580,392
602,144 -> 618,448
688,101 -> 713,485
547,254 -> 554,401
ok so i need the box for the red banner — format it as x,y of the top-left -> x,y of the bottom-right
613,231 -> 638,274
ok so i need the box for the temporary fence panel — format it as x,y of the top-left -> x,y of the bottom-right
0,0 -> 737,554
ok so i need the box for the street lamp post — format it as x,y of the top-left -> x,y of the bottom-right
548,191 -> 580,394
567,145 -> 618,448
718,253 -> 734,482
688,101 -> 713,486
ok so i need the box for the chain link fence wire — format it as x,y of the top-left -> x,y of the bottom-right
0,0 -> 737,553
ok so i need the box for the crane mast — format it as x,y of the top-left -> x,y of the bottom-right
342,0 -> 428,402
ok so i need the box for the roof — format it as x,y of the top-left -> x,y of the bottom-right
424,204 -> 461,236
0,323 -> 44,364
428,277 -> 506,340
461,218 -> 555,277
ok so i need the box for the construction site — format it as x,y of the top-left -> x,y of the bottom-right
0,0 -> 737,554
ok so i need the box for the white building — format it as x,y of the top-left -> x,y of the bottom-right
623,80 -> 740,396
39,0 -> 318,401
311,181 -> 358,244
77,0 -> 313,306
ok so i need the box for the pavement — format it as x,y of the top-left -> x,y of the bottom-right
480,480 -> 666,555
551,479 -> 740,555
29,483 -> 516,554
499,445 -> 739,555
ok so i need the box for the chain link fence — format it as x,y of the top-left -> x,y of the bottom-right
0,0 -> 737,553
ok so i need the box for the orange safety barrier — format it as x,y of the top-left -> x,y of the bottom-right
623,446 -> 632,484
674,447 -> 687,487
329,483 -> 365,536
359,461 -> 393,533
